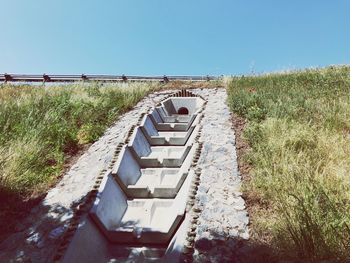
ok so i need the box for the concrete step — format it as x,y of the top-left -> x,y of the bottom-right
90,171 -> 192,245
148,109 -> 198,131
126,126 -> 196,168
157,97 -> 205,122
139,114 -> 201,146
112,142 -> 194,198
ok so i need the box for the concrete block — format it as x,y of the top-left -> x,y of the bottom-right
112,142 -> 196,198
152,97 -> 205,124
61,212 -> 191,263
148,111 -> 196,131
161,97 -> 205,116
89,171 -> 193,245
140,114 -> 201,146
60,215 -> 114,263
156,107 -> 193,123
126,127 -> 196,168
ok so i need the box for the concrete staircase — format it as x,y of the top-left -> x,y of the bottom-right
57,92 -> 206,262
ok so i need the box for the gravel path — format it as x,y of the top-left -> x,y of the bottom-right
0,88 -> 250,263
192,88 -> 249,262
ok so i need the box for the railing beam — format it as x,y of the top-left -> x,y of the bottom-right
0,73 -> 219,83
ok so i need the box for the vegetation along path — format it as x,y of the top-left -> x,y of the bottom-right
227,66 -> 350,262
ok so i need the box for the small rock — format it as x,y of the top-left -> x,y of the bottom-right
196,224 -> 208,236
60,212 -> 73,222
196,194 -> 208,206
198,185 -> 209,193
229,228 -> 239,237
49,226 -> 66,240
26,232 -> 41,246
239,230 -> 249,240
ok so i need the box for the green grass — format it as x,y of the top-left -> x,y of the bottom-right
0,82 -> 159,198
227,66 -> 350,262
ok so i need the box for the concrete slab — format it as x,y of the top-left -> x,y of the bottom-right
148,111 -> 197,131
155,107 -> 193,123
140,113 -> 201,146
126,127 -> 196,168
161,97 -> 205,117
112,142 -> 195,198
157,97 -> 205,123
89,171 -> 193,245
61,206 -> 191,263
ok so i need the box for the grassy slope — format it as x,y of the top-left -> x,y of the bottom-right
227,66 -> 350,262
0,82 -> 159,198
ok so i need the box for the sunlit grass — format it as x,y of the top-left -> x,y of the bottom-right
0,82 -> 159,198
227,66 -> 350,262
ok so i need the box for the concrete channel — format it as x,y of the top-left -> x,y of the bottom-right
54,90 -> 207,262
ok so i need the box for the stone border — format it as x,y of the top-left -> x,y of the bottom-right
181,101 -> 208,262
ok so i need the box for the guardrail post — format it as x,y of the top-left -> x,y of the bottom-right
4,73 -> 12,82
43,74 -> 51,83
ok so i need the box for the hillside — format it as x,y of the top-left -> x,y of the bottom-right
1,67 -> 349,262
227,66 -> 350,262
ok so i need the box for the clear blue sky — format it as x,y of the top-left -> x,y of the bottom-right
1,0 -> 349,75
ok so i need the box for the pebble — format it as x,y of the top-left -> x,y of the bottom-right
48,226 -> 66,240
26,233 -> 41,245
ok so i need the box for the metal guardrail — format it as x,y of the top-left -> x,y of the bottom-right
0,73 -> 219,83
